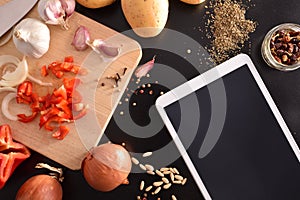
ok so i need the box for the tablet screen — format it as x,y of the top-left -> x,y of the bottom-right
165,64 -> 300,200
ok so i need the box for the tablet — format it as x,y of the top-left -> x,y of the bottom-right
155,54 -> 300,200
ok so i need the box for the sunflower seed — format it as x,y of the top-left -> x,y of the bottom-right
154,187 -> 161,194
131,157 -> 139,165
143,152 -> 153,157
162,177 -> 169,184
169,168 -> 175,174
139,164 -> 147,171
173,180 -> 182,184
140,181 -> 145,191
182,178 -> 187,185
160,167 -> 169,172
153,181 -> 163,187
145,164 -> 154,172
147,170 -> 155,175
170,173 -> 175,182
173,168 -> 179,174
145,185 -> 153,192
175,175 -> 183,181
163,183 -> 172,189
163,171 -> 171,175
155,170 -> 164,177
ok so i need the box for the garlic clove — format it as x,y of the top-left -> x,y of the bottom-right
72,26 -> 90,51
38,0 -> 75,30
87,39 -> 120,57
134,56 -> 156,78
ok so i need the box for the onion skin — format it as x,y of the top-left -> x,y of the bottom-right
15,175 -> 63,200
82,143 -> 132,192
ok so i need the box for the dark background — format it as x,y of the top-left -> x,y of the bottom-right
1,0 -> 300,199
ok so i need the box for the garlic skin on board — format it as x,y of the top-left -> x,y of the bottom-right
13,18 -> 50,58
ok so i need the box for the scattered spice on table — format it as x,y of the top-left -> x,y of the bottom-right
205,0 -> 257,64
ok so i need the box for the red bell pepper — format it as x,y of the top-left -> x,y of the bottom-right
0,124 -> 30,189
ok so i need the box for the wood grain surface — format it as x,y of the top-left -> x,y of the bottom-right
0,1 -> 142,170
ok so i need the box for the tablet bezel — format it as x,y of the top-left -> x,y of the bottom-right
155,53 -> 300,199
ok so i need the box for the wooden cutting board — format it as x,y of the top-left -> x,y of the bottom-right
0,2 -> 142,170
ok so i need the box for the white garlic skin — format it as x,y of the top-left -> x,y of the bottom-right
13,18 -> 50,58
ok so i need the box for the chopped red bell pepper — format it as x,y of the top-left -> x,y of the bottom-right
16,56 -> 88,140
52,125 -> 70,140
0,124 -> 30,189
41,65 -> 48,77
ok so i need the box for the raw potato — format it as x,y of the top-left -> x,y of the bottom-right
121,0 -> 169,38
76,0 -> 115,8
180,0 -> 205,5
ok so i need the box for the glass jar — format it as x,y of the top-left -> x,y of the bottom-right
261,23 -> 300,71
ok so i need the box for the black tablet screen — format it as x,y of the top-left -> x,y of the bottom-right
165,64 -> 300,200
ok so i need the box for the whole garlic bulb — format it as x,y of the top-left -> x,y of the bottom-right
13,18 -> 50,58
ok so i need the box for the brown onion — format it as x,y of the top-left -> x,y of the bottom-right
82,143 -> 132,192
16,174 -> 63,200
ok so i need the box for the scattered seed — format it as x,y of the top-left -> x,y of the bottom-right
173,168 -> 179,174
140,181 -> 145,191
146,74 -> 150,77
169,168 -> 175,174
160,167 -> 169,172
120,111 -> 124,115
153,181 -> 163,187
131,157 -> 139,165
187,49 -> 192,54
139,164 -> 147,171
143,152 -> 153,157
157,198 -> 161,200
160,91 -> 164,95
139,89 -> 144,94
149,90 -> 153,95
163,171 -> 171,175
170,173 -> 175,182
142,84 -> 146,88
145,185 -> 153,192
182,178 -> 187,185
147,83 -> 151,88
125,98 -> 129,102
154,187 -> 161,195
175,175 -> 183,181
132,102 -> 137,106
147,170 -> 155,175
118,101 -> 122,105
171,195 -> 177,200
163,183 -> 172,189
156,170 -> 164,177
145,164 -> 154,172
173,180 -> 182,184
137,196 -> 141,200
162,177 -> 169,184
121,142 -> 126,146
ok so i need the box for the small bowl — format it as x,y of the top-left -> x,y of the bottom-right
261,23 -> 300,71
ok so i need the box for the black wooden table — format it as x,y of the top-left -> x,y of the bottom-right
1,0 -> 300,199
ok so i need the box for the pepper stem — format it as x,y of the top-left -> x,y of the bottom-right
35,163 -> 64,182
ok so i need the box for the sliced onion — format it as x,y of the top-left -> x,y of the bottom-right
0,56 -> 28,87
1,92 -> 18,121
27,74 -> 53,86
0,87 -> 17,93
0,55 -> 52,87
